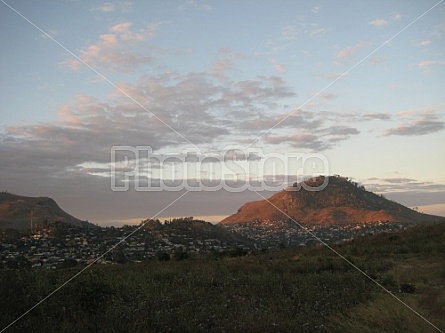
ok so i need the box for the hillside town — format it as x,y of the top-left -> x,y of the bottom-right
223,219 -> 407,248
0,217 -> 409,269
0,218 -> 252,269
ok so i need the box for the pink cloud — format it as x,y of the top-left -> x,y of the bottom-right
369,19 -> 388,27
335,42 -> 368,64
418,60 -> 445,73
63,22 -> 159,72
419,40 -> 432,46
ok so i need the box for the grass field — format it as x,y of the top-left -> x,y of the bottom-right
1,223 -> 444,333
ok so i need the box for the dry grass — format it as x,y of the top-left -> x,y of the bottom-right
325,294 -> 442,333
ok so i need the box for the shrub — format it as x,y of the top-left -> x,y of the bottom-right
400,283 -> 416,294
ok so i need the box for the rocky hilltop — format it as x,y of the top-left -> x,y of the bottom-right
0,192 -> 94,230
220,175 -> 444,226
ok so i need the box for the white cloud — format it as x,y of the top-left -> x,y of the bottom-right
419,40 -> 432,46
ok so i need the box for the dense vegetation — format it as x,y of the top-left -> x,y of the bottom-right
1,223 -> 444,333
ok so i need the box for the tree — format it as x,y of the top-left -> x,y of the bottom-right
173,250 -> 190,261
61,258 -> 78,269
157,252 -> 170,261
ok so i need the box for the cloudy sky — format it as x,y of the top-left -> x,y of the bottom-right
1,0 -> 444,225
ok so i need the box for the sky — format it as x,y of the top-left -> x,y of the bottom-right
0,0 -> 444,225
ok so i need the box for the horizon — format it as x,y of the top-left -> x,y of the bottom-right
1,1 -> 444,226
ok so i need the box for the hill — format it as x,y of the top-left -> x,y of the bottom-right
141,217 -> 253,250
0,192 -> 94,230
220,175 -> 445,226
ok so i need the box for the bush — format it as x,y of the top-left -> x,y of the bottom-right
400,283 -> 416,294
157,252 -> 170,261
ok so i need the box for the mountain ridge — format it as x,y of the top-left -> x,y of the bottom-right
220,175 -> 445,226
0,192 -> 95,230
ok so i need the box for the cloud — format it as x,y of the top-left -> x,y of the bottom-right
265,133 -> 329,151
383,111 -> 445,136
365,177 -> 445,194
269,59 -> 285,73
263,123 -> 359,151
0,71 -> 300,182
39,29 -> 59,40
319,72 -> 347,80
383,119 -> 444,136
242,108 -> 392,150
369,19 -> 388,27
309,28 -> 330,37
211,49 -> 246,78
368,57 -> 385,66
63,22 -> 160,72
237,109 -> 320,133
262,19 -> 329,56
224,76 -> 296,107
280,20 -> 329,41
0,68 -> 306,223
419,40 -> 432,46
281,25 -> 300,41
250,106 -> 398,151
369,14 -> 401,27
91,2 -> 135,13
177,0 -> 211,11
362,113 -> 391,121
382,178 -> 416,184
323,126 -> 359,136
92,3 -> 116,12
432,22 -> 445,37
318,93 -> 337,100
418,60 -> 445,73
312,6 -> 321,14
390,13 -> 401,21
335,42 -> 368,64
